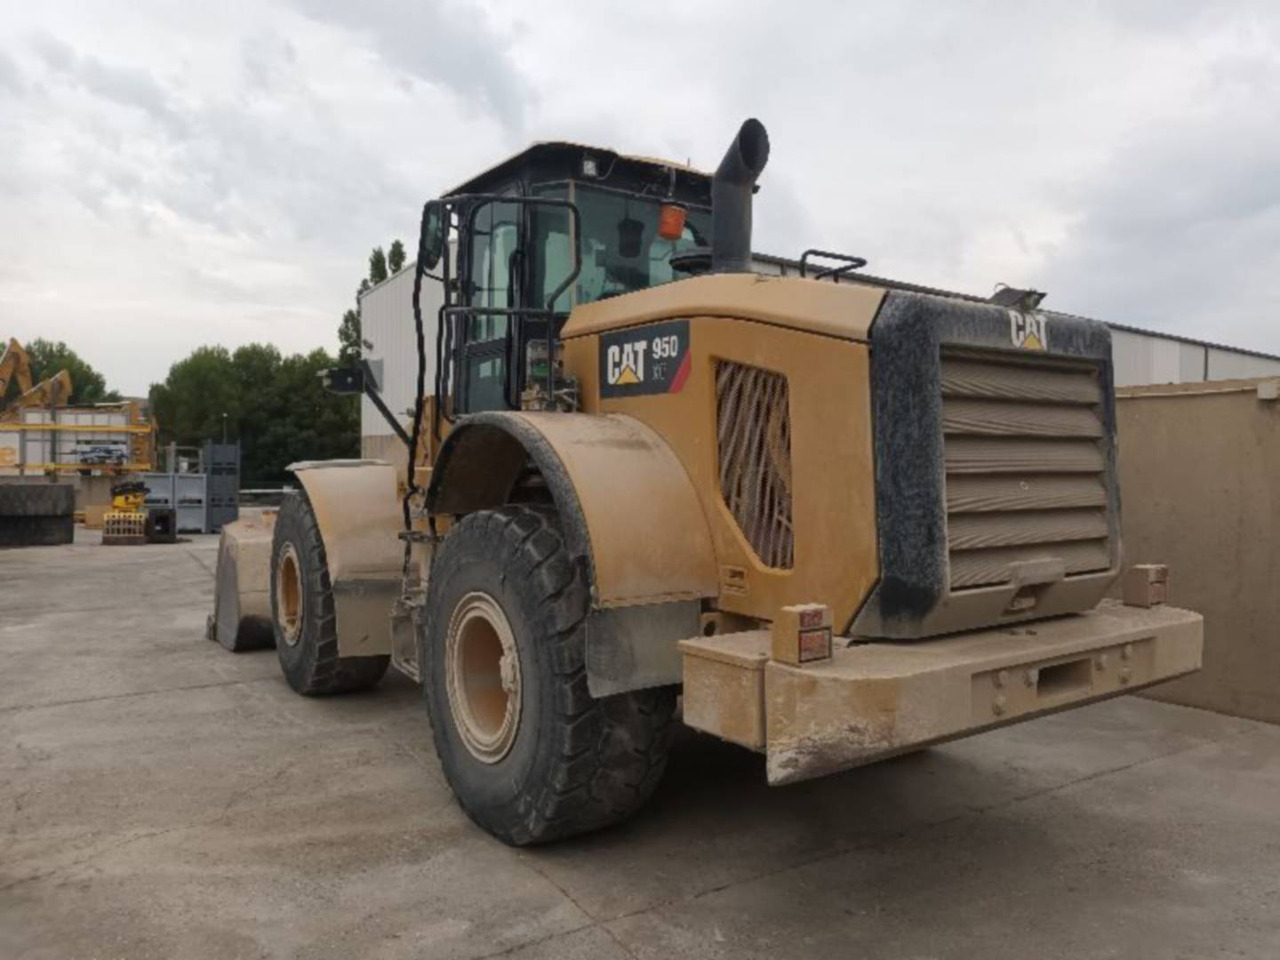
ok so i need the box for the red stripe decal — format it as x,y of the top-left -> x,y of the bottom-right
668,351 -> 691,393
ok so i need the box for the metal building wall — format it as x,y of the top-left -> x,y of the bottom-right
1206,347 -> 1280,381
762,252 -> 1280,388
1110,328 -> 1185,386
1109,327 -> 1280,387
358,265 -> 444,441
355,255 -> 1280,443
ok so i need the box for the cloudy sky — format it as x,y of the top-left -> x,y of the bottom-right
1,1 -> 1278,395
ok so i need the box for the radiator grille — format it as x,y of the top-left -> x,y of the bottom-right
941,349 -> 1112,590
716,361 -> 794,569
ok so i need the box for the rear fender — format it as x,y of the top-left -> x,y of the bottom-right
289,459 -> 403,658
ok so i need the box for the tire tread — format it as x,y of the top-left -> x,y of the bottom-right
424,505 -> 675,845
271,493 -> 389,695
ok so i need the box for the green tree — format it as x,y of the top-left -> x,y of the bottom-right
337,308 -> 366,365
149,343 -> 358,486
333,242 -> 396,366
229,343 -> 283,482
369,246 -> 388,284
148,346 -> 240,447
388,239 -> 406,274
2,337 -> 121,404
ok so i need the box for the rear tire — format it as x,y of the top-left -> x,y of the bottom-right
422,506 -> 676,845
270,492 -> 389,695
0,482 -> 75,517
0,514 -> 74,547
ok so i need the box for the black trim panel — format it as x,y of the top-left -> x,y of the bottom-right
854,291 -> 1118,636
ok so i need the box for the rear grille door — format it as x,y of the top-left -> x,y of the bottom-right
853,291 -> 1120,639
940,349 -> 1112,590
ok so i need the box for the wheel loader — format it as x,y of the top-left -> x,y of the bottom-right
211,119 -> 1203,845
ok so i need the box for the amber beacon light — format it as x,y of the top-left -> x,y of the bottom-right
657,202 -> 687,241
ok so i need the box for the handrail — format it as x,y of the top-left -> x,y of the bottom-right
798,248 -> 867,282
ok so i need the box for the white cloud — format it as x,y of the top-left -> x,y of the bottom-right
0,0 -> 1278,395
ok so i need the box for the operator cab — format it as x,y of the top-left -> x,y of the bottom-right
421,144 -> 714,416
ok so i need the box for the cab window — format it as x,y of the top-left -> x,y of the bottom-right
462,199 -> 519,412
530,184 -> 709,311
468,200 -> 519,340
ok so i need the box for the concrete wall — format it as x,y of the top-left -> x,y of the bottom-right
1116,378 -> 1280,723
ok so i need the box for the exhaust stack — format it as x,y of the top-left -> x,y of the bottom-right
711,119 -> 770,274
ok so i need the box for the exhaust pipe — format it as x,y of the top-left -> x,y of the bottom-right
711,118 -> 770,274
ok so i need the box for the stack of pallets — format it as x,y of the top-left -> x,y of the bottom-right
102,511 -> 146,546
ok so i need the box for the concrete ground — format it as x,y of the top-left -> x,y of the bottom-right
2,532 -> 1278,960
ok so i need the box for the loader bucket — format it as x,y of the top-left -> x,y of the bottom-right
208,511 -> 277,652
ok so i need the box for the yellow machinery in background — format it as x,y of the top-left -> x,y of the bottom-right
0,337 -> 35,401
102,480 -> 148,545
0,338 -> 73,419
0,338 -> 157,478
110,480 -> 148,513
101,480 -> 176,546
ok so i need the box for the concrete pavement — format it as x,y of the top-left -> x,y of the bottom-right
2,531 -> 1277,959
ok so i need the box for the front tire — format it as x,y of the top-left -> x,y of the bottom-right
270,493 -> 389,695
422,506 -> 676,845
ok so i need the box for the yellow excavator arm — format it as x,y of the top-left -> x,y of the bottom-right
8,370 -> 74,414
0,339 -> 73,419
0,337 -> 34,399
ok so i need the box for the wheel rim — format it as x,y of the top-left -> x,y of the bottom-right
445,591 -> 522,764
277,543 -> 304,647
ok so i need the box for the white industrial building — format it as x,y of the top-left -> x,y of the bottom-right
355,264 -> 442,462
1107,324 -> 1280,386
358,259 -> 1280,455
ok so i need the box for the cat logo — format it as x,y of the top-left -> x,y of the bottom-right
606,341 -> 647,385
1009,309 -> 1049,351
598,319 -> 690,398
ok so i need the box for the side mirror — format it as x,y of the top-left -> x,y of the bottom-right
319,366 -> 363,395
421,200 -> 447,271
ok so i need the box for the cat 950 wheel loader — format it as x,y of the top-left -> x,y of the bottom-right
210,119 -> 1203,845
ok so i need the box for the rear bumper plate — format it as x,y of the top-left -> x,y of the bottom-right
765,600 -> 1203,784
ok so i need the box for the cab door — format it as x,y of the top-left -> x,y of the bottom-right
458,199 -> 521,412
